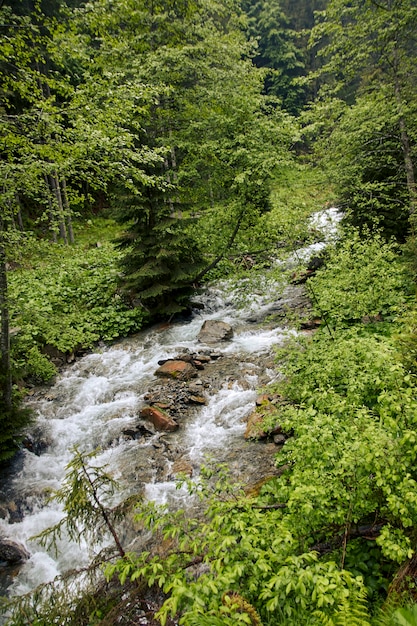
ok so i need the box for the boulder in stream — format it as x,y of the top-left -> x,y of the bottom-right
197,320 -> 233,344
139,406 -> 179,432
0,539 -> 30,564
155,359 -> 197,381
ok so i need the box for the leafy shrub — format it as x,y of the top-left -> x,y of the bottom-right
307,230 -> 411,328
105,466 -> 371,626
8,241 -> 148,382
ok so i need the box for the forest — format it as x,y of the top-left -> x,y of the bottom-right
1,0 -> 417,624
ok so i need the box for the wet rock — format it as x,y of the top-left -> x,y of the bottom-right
194,354 -> 211,363
139,406 -> 179,432
171,459 -> 193,477
122,423 -> 154,440
155,360 -> 197,381
22,427 -> 52,456
155,360 -> 197,380
188,395 -> 207,405
245,412 -> 268,440
197,320 -> 234,344
256,394 -> 272,406
0,539 -> 30,564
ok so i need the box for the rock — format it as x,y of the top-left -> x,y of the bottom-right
187,381 -> 204,394
188,395 -> 207,405
172,459 -> 193,477
122,423 -> 153,440
273,434 -> 286,445
155,360 -> 197,381
244,412 -> 268,440
197,320 -> 234,344
0,539 -> 30,564
194,354 -> 211,363
300,318 -> 321,330
290,269 -> 315,285
256,394 -> 272,406
139,406 -> 179,432
22,431 -> 51,456
244,396 -> 286,440
307,255 -> 326,271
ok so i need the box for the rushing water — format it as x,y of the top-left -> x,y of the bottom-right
0,208 -> 341,602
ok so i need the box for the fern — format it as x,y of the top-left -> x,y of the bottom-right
316,587 -> 371,626
392,606 -> 417,626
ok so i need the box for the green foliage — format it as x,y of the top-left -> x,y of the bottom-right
115,177 -> 206,315
103,464 -> 371,626
2,447 -> 141,626
35,447 -> 128,556
392,605 -> 417,626
307,230 -> 411,328
242,0 -> 307,113
307,0 -> 417,234
311,93 -> 411,240
0,397 -> 33,462
7,234 -> 148,382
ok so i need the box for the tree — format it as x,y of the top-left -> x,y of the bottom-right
308,0 -> 417,236
72,0 -> 296,314
241,0 -> 307,113
0,172 -> 33,461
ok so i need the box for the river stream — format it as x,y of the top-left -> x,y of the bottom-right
0,208 -> 340,606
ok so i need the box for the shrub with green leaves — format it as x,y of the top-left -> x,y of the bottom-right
8,239 -> 148,382
307,230 -> 411,328
105,466 -> 371,626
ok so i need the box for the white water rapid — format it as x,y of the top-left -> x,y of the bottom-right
0,208 -> 341,605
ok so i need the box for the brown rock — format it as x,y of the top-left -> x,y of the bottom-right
244,412 -> 267,440
188,395 -> 207,405
139,406 -> 179,432
300,318 -> 321,330
155,360 -> 197,381
194,354 -> 211,363
245,398 -> 284,440
172,459 -> 193,477
256,394 -> 272,406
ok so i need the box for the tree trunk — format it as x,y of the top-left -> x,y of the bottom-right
393,51 -> 417,220
49,173 -> 68,244
44,175 -> 58,243
61,177 -> 75,244
0,228 -> 12,412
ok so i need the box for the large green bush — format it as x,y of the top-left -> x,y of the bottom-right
8,237 -> 148,382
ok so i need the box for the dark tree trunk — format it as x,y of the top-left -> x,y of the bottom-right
61,177 -> 75,244
44,174 -> 58,243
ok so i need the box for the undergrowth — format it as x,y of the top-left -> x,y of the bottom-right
6,220 -> 149,384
